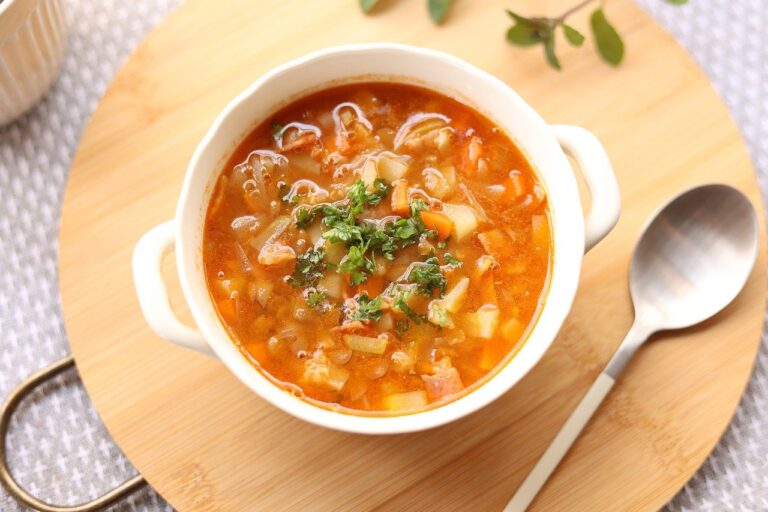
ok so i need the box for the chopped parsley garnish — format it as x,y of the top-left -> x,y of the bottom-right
305,289 -> 327,309
347,178 -> 390,214
436,241 -> 447,249
395,319 -> 410,336
410,198 -> 430,217
444,253 -> 462,268
271,121 -> 285,139
278,182 -> 290,203
409,259 -> 447,297
323,220 -> 363,244
346,293 -> 383,322
287,248 -> 326,288
432,305 -> 449,328
338,244 -> 376,285
290,179 -> 434,287
295,206 -> 316,228
394,292 -> 427,324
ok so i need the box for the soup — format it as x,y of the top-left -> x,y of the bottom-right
203,82 -> 551,414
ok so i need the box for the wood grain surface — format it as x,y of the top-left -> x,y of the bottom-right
59,0 -> 766,510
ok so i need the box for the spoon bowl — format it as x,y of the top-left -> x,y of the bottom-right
630,184 -> 759,331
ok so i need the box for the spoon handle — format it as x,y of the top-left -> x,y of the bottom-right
504,373 -> 616,512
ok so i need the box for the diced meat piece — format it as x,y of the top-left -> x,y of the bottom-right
303,349 -> 349,391
421,359 -> 464,401
390,350 -> 416,373
257,243 -> 296,266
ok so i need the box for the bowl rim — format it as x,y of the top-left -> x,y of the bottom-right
176,42 -> 585,434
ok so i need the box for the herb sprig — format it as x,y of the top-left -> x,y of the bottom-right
360,0 -> 688,70
346,293 -> 384,322
294,179 -> 431,284
287,248 -> 326,288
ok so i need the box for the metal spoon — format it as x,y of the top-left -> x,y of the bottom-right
506,183 -> 759,512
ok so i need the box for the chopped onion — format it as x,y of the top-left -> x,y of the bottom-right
344,334 -> 389,355
384,390 -> 428,411
233,241 -> 253,273
250,215 -> 291,251
394,113 -> 451,151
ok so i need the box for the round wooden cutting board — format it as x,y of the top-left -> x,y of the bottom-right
59,0 -> 766,510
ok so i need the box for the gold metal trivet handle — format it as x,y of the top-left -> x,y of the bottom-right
0,356 -> 147,512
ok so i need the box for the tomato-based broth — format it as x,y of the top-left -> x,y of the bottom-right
203,82 -> 551,414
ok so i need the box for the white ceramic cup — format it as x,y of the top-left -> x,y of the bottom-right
133,43 -> 620,435
0,0 -> 66,126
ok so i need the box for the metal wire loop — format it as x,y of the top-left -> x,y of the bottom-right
0,356 -> 146,512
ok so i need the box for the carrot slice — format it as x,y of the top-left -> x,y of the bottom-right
217,299 -> 236,321
420,211 -> 453,240
391,179 -> 410,216
478,270 -> 498,306
357,275 -> 385,297
480,337 -> 507,370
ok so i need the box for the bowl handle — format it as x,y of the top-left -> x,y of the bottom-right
132,220 -> 216,357
551,125 -> 621,252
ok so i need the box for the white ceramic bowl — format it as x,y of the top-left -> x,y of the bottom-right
0,0 -> 67,126
133,43 -> 620,435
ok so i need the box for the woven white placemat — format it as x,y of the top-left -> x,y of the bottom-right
0,1 -> 766,510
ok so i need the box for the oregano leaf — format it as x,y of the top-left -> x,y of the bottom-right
360,0 -> 380,14
506,23 -> 543,47
428,0 -> 453,25
505,10 -> 552,47
590,8 -> 624,66
562,23 -> 585,47
543,36 -> 561,70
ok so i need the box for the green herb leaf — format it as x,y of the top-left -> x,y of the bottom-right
295,206 -> 317,229
346,293 -> 383,322
359,0 -> 380,14
287,248 -> 326,288
434,305 -> 448,327
505,11 -> 548,47
562,23 -> 585,47
394,293 -> 426,324
271,121 -> 285,139
347,178 -> 390,214
590,8 -> 624,66
409,261 -> 447,297
444,253 -> 462,268
305,290 -> 327,309
428,0 -> 453,25
544,36 -> 561,70
278,182 -> 290,204
664,0 -> 687,4
338,244 -> 376,283
395,319 -> 410,336
323,223 -> 361,245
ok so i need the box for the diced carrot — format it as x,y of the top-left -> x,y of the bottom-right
480,337 -> 507,370
357,275 -> 385,297
478,270 -> 498,306
477,229 -> 508,257
391,179 -> 410,216
217,299 -> 236,322
247,341 -> 269,362
420,211 -> 453,241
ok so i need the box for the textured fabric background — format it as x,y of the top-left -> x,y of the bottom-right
0,1 -> 766,510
